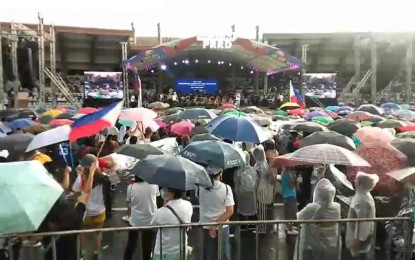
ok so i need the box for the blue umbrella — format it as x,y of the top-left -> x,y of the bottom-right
206,115 -> 269,143
0,122 -> 12,134
180,140 -> 245,169
176,108 -> 217,121
131,155 -> 212,190
8,118 -> 35,130
0,161 -> 63,235
381,102 -> 401,111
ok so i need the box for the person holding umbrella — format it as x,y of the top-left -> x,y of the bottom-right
198,166 -> 235,260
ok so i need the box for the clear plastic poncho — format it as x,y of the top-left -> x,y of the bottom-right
345,172 -> 379,257
253,145 -> 274,204
295,178 -> 342,260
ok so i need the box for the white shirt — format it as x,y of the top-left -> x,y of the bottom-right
151,199 -> 193,255
198,180 -> 235,228
127,182 -> 159,227
72,176 -> 105,217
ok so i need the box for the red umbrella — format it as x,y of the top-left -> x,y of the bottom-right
155,118 -> 167,128
398,124 -> 415,132
49,119 -> 74,126
345,111 -> 375,121
346,142 -> 407,196
77,107 -> 98,115
170,121 -> 194,137
288,108 -> 305,116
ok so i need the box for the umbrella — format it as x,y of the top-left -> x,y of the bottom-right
119,107 -> 157,122
115,144 -> 164,160
288,108 -> 306,116
176,108 -> 217,121
42,109 -> 62,118
303,111 -> 326,121
240,106 -> 264,114
335,106 -> 354,113
206,115 -> 269,143
345,111 -> 376,121
0,122 -> 12,134
394,109 -> 415,121
189,126 -> 209,137
299,131 -> 356,150
148,102 -> 170,109
337,110 -> 352,116
150,137 -> 180,155
170,121 -> 194,137
0,133 -> 34,159
273,115 -> 289,121
77,107 -> 98,115
354,127 -> 394,143
118,120 -> 135,127
180,140 -> 245,169
103,126 -> 119,136
0,161 -> 64,235
274,110 -> 288,116
381,102 -> 401,111
55,113 -> 74,120
292,122 -> 328,133
23,124 -> 51,135
346,142 -> 407,196
328,119 -> 360,137
356,104 -> 384,116
25,126 -> 70,152
386,167 -> 415,186
280,102 -> 300,110
281,144 -> 370,166
391,139 -> 415,166
312,116 -> 334,126
165,107 -> 185,116
49,119 -> 74,126
325,106 -> 340,112
190,133 -> 220,142
8,118 -> 35,130
308,107 -> 323,112
396,131 -> 415,139
223,110 -> 248,117
378,119 -> 406,129
72,114 -> 86,120
249,114 -> 272,126
131,155 -> 212,190
154,118 -> 167,128
221,103 -> 235,109
38,115 -> 53,124
161,113 -> 181,125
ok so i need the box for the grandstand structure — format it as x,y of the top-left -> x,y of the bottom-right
0,18 -> 414,106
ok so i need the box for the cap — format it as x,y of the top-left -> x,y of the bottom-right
205,166 -> 223,176
80,154 -> 97,167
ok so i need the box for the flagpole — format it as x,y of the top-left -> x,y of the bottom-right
126,65 -> 143,108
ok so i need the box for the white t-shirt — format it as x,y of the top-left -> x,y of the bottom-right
72,176 -> 105,217
127,182 -> 159,227
151,199 -> 193,255
198,180 -> 235,228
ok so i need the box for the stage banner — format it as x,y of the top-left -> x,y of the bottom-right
302,73 -> 337,99
175,79 -> 219,94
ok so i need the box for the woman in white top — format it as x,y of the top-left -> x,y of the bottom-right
151,188 -> 193,260
123,177 -> 159,260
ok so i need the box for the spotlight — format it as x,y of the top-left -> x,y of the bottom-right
195,59 -> 199,63
208,60 -> 211,63
229,62 -> 232,66
182,60 -> 185,63
151,69 -> 154,73
240,66 -> 244,69
174,62 -> 178,65
250,70 -> 254,74
184,60 -> 189,64
160,64 -> 167,70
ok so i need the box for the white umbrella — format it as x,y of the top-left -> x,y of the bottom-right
25,125 -> 70,152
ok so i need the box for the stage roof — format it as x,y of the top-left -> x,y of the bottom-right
123,37 -> 305,73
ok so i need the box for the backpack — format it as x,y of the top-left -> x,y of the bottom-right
236,166 -> 256,193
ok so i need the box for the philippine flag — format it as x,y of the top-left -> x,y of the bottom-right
69,101 -> 123,142
289,81 -> 305,109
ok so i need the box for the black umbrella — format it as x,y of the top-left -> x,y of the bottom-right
391,139 -> 415,166
115,144 -> 164,160
292,122 -> 328,133
299,131 -> 356,150
328,119 -> 360,137
356,104 -> 384,116
189,126 -> 208,137
55,113 -> 73,120
165,107 -> 184,116
0,133 -> 34,161
39,115 -> 53,124
131,155 -> 212,190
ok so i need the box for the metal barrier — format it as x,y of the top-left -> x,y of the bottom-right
0,217 -> 413,260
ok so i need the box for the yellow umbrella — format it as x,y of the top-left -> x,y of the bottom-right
42,109 -> 63,118
279,102 -> 300,110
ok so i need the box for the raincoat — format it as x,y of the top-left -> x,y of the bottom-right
234,151 -> 258,216
295,178 -> 342,260
346,172 -> 379,257
253,145 -> 274,204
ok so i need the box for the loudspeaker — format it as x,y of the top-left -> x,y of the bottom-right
17,47 -> 36,89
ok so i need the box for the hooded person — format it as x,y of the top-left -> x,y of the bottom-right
253,145 -> 274,233
233,151 -> 258,219
346,172 -> 379,257
295,178 -> 342,260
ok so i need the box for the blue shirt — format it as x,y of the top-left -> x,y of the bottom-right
281,170 -> 296,199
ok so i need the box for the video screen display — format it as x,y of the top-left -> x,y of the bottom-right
175,79 -> 218,95
302,73 -> 337,99
84,72 -> 124,99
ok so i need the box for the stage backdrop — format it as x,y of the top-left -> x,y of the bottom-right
175,78 -> 218,95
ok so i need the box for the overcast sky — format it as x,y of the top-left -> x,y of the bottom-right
2,0 -> 415,38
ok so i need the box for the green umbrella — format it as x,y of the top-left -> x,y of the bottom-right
0,161 -> 63,235
223,110 -> 248,117
118,119 -> 135,127
378,119 -> 405,129
312,116 -> 334,126
274,110 -> 288,116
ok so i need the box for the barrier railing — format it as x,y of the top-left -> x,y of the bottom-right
0,217 -> 413,260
